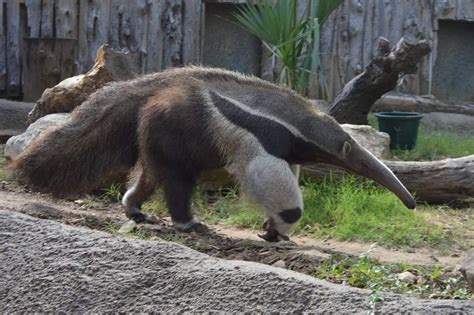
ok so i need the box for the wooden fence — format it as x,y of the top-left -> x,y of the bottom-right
1,0 -> 474,102
320,0 -> 474,101
0,0 -> 201,100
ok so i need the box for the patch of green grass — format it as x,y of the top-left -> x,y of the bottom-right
100,183 -> 124,203
0,154 -> 8,180
316,254 -> 472,299
418,204 -> 474,251
142,189 -> 168,216
103,222 -> 151,240
142,186 -> 265,228
142,176 -> 451,250
369,115 -> 474,161
390,127 -> 474,161
299,176 -> 449,249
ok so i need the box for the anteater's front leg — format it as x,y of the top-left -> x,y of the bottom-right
241,155 -> 303,242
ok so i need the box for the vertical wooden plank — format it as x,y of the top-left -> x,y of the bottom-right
375,0 -> 386,38
109,0 -> 127,48
86,0 -> 110,70
182,0 -> 201,65
144,0 -> 163,72
41,0 -> 55,37
339,1 -> 351,90
296,0 -> 306,19
6,0 -> 21,95
361,0 -> 374,67
55,0 -> 78,38
127,0 -> 146,53
455,0 -> 465,19
25,0 -> 41,37
387,0 -> 404,44
22,38 -> 77,101
162,0 -> 183,68
419,0 -> 434,94
348,0 -> 364,78
0,0 -> 6,90
77,0 -> 89,73
471,0 -> 474,20
199,1 -> 206,65
320,2 -> 337,100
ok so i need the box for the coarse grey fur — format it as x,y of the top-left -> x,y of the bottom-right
10,66 -> 416,241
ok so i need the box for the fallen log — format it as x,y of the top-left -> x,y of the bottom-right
302,155 -> 474,205
328,37 -> 431,125
373,92 -> 474,116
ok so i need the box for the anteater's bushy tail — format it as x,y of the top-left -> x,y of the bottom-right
9,84 -> 142,196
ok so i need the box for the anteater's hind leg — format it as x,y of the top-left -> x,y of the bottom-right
160,165 -> 208,233
122,166 -> 157,223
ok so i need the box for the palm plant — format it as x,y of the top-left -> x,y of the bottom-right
234,0 -> 342,98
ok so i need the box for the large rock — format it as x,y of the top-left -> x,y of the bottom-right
460,249 -> 474,291
1,209 -> 472,313
421,112 -> 474,132
341,124 -> 390,159
0,100 -> 34,143
4,113 -> 68,159
28,45 -> 140,123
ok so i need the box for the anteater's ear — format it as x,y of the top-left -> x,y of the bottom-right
342,141 -> 352,158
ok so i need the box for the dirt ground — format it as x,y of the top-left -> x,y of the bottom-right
0,181 -> 466,276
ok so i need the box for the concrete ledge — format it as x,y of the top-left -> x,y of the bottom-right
0,210 -> 472,313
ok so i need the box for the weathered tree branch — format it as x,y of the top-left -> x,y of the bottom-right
328,37 -> 432,124
302,155 -> 474,205
374,92 -> 474,116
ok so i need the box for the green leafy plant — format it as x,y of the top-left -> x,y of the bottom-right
101,183 -> 124,203
316,254 -> 472,299
234,0 -> 342,97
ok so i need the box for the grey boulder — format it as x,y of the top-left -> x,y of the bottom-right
342,124 -> 391,159
0,100 -> 34,142
4,113 -> 69,159
460,249 -> 474,291
1,209 -> 472,313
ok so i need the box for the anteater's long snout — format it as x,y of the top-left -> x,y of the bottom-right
343,143 -> 416,209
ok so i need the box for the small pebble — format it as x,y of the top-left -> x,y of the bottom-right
272,259 -> 286,269
118,220 -> 137,234
397,271 -> 417,283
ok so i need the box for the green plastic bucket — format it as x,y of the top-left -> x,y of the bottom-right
374,112 -> 423,150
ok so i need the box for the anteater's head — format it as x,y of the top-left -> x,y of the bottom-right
295,113 -> 416,210
259,112 -> 415,243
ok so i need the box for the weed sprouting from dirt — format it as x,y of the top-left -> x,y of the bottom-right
315,254 -> 472,299
101,183 -> 124,203
0,155 -> 9,181
104,221 -> 151,240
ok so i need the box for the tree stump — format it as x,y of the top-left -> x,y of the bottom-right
28,45 -> 141,123
328,37 -> 432,125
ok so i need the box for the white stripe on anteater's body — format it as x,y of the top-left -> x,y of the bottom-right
203,90 -> 304,236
